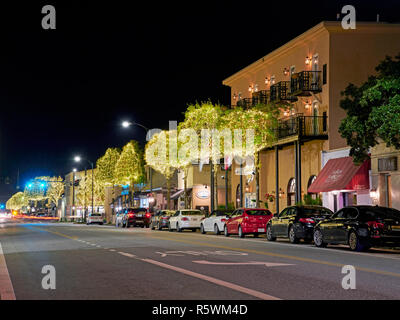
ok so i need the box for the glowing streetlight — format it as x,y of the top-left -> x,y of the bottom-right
74,156 -> 81,162
73,168 -> 77,172
122,121 -> 131,128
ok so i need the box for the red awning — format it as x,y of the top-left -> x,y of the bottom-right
308,157 -> 370,193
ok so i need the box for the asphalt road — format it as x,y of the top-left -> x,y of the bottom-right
1,218 -> 400,300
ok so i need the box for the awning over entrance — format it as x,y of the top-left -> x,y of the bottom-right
308,157 -> 370,193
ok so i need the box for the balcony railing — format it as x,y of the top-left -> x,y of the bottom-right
236,90 -> 269,108
270,81 -> 298,103
290,71 -> 322,96
276,114 -> 328,140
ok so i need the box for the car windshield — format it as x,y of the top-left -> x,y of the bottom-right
359,207 -> 400,221
161,211 -> 175,216
182,211 -> 202,215
130,208 -> 147,213
215,210 -> 232,217
245,210 -> 271,216
301,208 -> 333,217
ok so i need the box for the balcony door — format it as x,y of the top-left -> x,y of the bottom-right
312,101 -> 319,135
312,54 -> 319,90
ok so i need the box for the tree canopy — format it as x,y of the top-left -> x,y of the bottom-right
339,54 -> 400,163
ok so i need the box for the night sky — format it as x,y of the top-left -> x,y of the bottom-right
0,0 -> 399,193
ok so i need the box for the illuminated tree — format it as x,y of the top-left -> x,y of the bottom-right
179,102 -> 225,209
75,170 -> 105,209
145,130 -> 178,209
114,141 -> 145,186
96,148 -> 121,185
45,177 -> 64,208
6,192 -> 28,210
222,104 -> 278,207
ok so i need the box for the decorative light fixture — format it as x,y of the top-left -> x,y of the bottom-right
271,77 -> 275,84
265,77 -> 269,85
314,56 -> 318,64
283,67 -> 289,76
305,56 -> 311,65
283,111 -> 288,117
254,84 -> 258,92
233,93 -> 237,100
248,85 -> 253,92
370,188 -> 378,199
278,188 -> 285,198
305,100 -> 311,109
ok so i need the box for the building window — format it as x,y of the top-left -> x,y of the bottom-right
287,178 -> 296,206
307,175 -> 317,199
323,64 -> 327,85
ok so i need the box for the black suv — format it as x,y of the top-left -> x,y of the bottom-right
313,205 -> 400,251
266,205 -> 333,243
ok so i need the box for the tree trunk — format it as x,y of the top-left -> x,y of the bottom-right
184,167 -> 188,209
255,152 -> 260,208
214,164 -> 219,210
166,178 -> 171,210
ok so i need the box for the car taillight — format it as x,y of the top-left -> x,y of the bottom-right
367,221 -> 384,229
128,213 -> 135,218
145,213 -> 151,218
299,218 -> 315,224
221,219 -> 226,222
181,217 -> 189,221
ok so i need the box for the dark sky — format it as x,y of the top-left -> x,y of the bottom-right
0,0 -> 399,191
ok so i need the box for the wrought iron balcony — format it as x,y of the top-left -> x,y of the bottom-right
236,90 -> 269,108
290,71 -> 322,96
270,81 -> 298,103
276,113 -> 328,140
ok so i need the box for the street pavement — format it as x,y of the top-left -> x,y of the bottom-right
1,218 -> 400,300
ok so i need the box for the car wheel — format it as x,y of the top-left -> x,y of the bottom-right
191,229 -> 196,232
200,224 -> 205,234
141,225 -> 144,228
238,226 -> 244,238
214,224 -> 220,235
151,222 -> 155,230
158,222 -> 162,230
313,229 -> 327,248
145,224 -> 150,228
266,224 -> 276,241
253,233 -> 259,238
289,226 -> 299,244
100,222 -> 103,225
348,230 -> 369,252
224,225 -> 229,237
168,223 -> 173,232
126,222 -> 130,228
177,223 -> 182,232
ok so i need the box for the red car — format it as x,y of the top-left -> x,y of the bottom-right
224,208 -> 273,238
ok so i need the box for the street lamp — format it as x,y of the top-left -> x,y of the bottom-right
74,155 -> 94,222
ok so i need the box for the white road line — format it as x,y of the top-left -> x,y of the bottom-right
0,243 -> 16,300
140,258 -> 280,300
109,249 -> 116,252
118,252 -> 136,258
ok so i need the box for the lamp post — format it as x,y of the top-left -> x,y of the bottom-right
74,156 -> 94,222
72,168 -> 77,219
121,121 -> 153,210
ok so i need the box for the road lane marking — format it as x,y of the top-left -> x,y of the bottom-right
140,258 -> 280,300
193,260 -> 294,267
30,226 -> 78,240
0,243 -> 16,300
146,234 -> 400,279
118,252 -> 136,258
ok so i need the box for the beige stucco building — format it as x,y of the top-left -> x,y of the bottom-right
223,21 -> 400,213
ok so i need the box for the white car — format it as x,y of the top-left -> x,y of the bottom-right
200,209 -> 233,235
168,209 -> 204,232
87,213 -> 104,225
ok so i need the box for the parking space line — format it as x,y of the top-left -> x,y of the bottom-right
0,243 -> 16,300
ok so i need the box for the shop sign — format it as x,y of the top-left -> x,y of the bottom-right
378,157 -> 398,172
196,190 -> 210,199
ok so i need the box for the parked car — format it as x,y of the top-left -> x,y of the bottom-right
116,208 -> 151,228
150,210 -> 176,230
168,209 -> 204,232
87,213 -> 103,225
200,209 -> 233,235
224,208 -> 273,238
266,205 -> 333,243
314,205 -> 400,251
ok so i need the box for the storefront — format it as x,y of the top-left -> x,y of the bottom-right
370,143 -> 400,210
308,155 -> 372,212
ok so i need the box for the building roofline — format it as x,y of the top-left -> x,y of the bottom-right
222,21 -> 400,86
